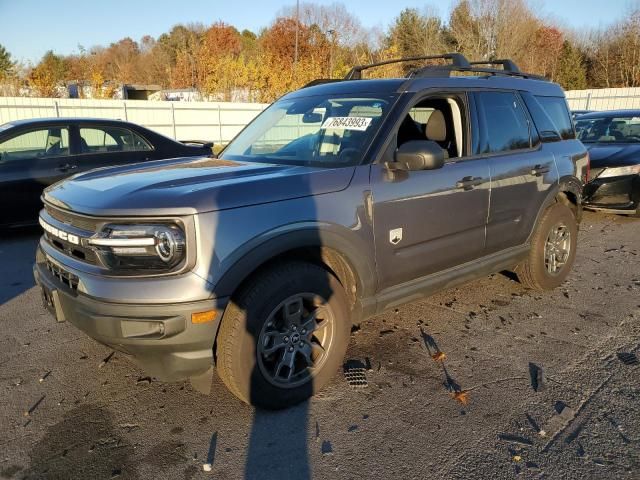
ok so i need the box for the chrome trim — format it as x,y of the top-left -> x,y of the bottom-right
88,237 -> 156,247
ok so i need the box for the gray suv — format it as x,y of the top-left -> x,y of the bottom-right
34,54 -> 589,409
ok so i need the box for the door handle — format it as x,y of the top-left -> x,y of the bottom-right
530,165 -> 550,176
456,176 -> 484,190
57,163 -> 78,173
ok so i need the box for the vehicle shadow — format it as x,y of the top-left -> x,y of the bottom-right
0,226 -> 41,305
207,167 -> 334,479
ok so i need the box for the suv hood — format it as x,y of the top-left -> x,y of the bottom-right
44,156 -> 354,216
585,143 -> 640,168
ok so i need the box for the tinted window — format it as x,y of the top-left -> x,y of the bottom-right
575,115 -> 640,143
475,92 -> 531,154
0,127 -> 69,162
79,126 -> 151,154
535,96 -> 575,140
521,91 -> 559,141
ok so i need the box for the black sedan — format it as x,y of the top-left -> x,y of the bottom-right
0,118 -> 212,227
575,110 -> 640,216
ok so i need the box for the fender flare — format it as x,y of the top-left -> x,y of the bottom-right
209,222 -> 377,301
528,176 -> 584,242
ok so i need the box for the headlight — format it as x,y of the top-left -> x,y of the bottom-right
88,224 -> 186,272
598,164 -> 640,178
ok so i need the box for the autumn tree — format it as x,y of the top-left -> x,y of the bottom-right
29,51 -> 65,97
387,8 -> 448,74
0,44 -> 14,81
556,41 -> 587,90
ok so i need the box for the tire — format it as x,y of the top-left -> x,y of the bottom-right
516,202 -> 578,291
216,262 -> 351,409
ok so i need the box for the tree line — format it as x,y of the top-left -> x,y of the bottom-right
1,0 -> 639,102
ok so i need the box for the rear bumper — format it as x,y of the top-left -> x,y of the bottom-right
583,174 -> 639,214
34,246 -> 228,381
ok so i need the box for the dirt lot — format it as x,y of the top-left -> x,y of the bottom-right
0,211 -> 638,480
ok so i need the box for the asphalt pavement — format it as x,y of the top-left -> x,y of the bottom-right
0,211 -> 638,480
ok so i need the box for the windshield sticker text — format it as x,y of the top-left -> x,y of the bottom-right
321,117 -> 372,131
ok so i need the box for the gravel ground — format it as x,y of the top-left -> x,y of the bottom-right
0,211 -> 638,480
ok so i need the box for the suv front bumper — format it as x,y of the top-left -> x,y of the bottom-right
583,174 -> 639,214
34,245 -> 228,382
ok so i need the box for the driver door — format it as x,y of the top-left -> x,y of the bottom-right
0,125 -> 72,226
370,93 -> 490,292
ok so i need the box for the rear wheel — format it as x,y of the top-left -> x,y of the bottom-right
516,202 -> 578,291
216,262 -> 350,409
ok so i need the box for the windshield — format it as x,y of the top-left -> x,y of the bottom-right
220,93 -> 396,167
575,115 -> 640,143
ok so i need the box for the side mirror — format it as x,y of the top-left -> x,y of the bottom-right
539,130 -> 562,143
388,140 -> 445,171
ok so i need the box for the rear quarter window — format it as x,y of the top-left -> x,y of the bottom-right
535,96 -> 575,140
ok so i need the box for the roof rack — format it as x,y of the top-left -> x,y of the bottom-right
301,54 -> 548,88
408,62 -> 546,81
344,53 -> 471,80
469,59 -> 521,73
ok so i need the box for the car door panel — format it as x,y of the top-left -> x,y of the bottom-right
472,91 -> 558,254
0,125 -> 72,225
371,159 -> 490,291
486,148 -> 556,252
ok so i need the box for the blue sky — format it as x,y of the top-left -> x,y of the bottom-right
0,0 -> 630,63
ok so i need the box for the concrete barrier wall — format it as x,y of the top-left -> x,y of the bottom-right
0,97 -> 268,144
565,88 -> 640,111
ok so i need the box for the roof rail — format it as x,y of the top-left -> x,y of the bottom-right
469,59 -> 521,73
344,53 -> 471,80
302,79 -> 343,88
408,65 -> 547,81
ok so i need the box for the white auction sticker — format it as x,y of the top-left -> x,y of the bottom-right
321,116 -> 372,131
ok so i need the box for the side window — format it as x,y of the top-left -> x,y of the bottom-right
397,96 -> 465,158
475,91 -> 531,154
79,127 -> 151,154
0,127 -> 69,162
535,96 -> 575,140
521,91 -> 559,140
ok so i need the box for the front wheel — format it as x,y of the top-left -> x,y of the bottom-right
216,262 -> 350,409
515,202 -> 578,291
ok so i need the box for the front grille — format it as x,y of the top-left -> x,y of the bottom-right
45,204 -> 101,232
45,257 -> 79,290
42,203 -> 101,265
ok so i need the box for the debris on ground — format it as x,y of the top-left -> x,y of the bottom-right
23,394 -> 45,417
529,362 -> 546,392
98,351 -> 115,368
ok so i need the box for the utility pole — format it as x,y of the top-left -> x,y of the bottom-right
327,29 -> 336,78
294,0 -> 299,68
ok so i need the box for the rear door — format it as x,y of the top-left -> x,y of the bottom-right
0,125 -> 72,225
72,124 -> 154,173
474,91 -> 557,254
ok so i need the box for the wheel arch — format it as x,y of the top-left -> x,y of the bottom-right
528,176 -> 583,243
211,222 -> 376,310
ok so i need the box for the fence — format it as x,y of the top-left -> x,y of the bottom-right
565,88 -> 640,111
3,88 -> 640,144
0,97 -> 269,144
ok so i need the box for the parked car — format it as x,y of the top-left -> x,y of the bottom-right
571,109 -> 593,120
0,118 -> 213,227
575,110 -> 640,216
34,54 -> 589,409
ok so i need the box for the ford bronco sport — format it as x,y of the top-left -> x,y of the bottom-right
34,54 -> 589,409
